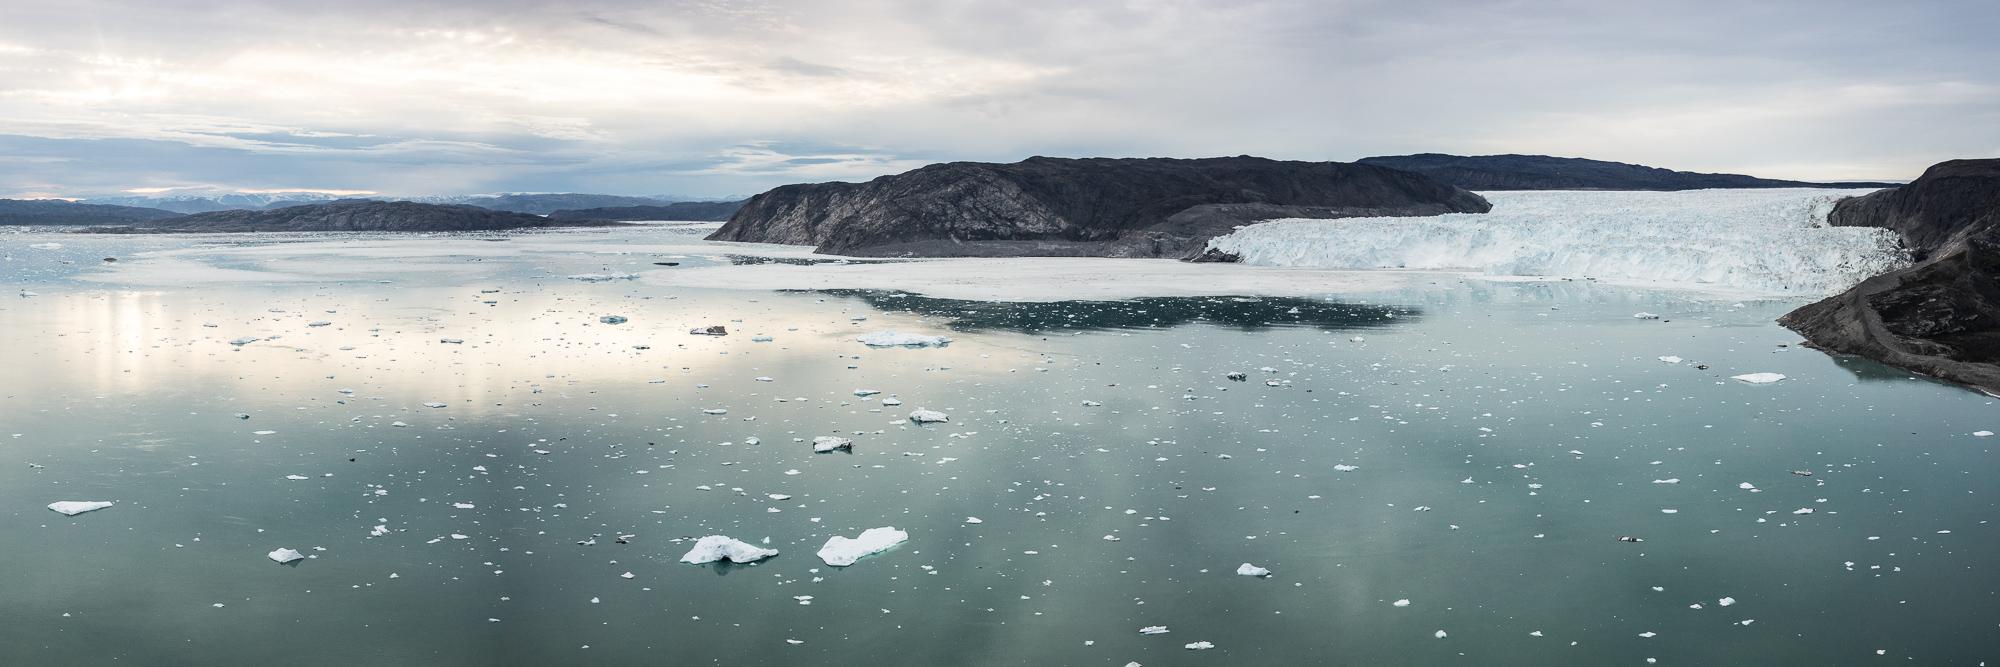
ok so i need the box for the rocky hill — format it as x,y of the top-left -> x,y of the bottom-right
549,200 -> 744,222
0,199 -> 182,225
1356,153 -> 1898,191
1780,159 -> 2000,394
706,156 -> 1491,258
79,200 -> 622,233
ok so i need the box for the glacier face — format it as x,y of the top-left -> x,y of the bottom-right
1206,188 -> 1909,295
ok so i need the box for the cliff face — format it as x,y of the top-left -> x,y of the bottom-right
0,199 -> 181,225
1779,159 -> 2000,394
549,201 -> 744,222
706,156 -> 1491,257
1357,153 -> 1899,191
81,200 -> 620,233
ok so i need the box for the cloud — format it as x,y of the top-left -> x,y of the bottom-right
0,0 -> 1994,196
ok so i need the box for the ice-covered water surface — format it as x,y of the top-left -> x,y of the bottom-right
2,227 -> 1997,666
1207,188 -> 1909,295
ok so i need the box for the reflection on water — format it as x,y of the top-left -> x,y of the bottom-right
3,230 -> 1997,667
815,289 -> 1421,333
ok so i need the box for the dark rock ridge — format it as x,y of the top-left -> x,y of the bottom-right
706,156 -> 1491,257
77,200 -> 621,233
549,200 -> 745,222
1779,159 -> 2000,394
1357,153 -> 1900,191
0,199 -> 181,225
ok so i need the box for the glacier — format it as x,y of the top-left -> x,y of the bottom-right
1204,189 -> 1909,295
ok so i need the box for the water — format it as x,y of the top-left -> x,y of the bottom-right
2,227 -> 1996,665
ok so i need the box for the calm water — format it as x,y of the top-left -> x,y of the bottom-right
2,228 -> 1996,666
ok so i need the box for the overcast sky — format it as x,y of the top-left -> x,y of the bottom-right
0,0 -> 1994,198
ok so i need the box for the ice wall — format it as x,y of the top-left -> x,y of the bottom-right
1206,188 -> 1909,295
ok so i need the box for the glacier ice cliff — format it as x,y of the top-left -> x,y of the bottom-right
1205,188 -> 1908,295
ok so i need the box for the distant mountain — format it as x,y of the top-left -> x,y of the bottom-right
431,193 -> 679,215
82,192 -> 349,214
549,200 -> 745,222
0,199 -> 182,225
708,156 -> 1490,258
1355,154 -> 1900,191
78,200 -> 624,233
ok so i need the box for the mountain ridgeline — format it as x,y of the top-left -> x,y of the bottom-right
0,199 -> 182,226
81,200 -> 622,233
1780,158 -> 2000,394
1356,154 -> 1900,191
706,156 -> 1492,258
549,200 -> 745,222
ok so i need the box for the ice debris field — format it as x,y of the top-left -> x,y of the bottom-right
1,215 -> 1997,665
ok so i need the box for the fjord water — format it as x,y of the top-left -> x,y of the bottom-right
3,229 -> 1997,666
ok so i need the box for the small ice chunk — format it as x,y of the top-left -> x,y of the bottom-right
1332,464 -> 1359,472
1718,597 -> 1736,606
854,389 -> 882,397
1975,431 -> 1994,437
908,409 -> 949,424
816,527 -> 908,566
268,548 -> 305,564
228,336 -> 261,346
1139,626 -> 1170,635
1393,599 -> 1411,607
1658,356 -> 1682,364
1434,630 -> 1448,639
679,535 -> 779,564
813,436 -> 853,453
1236,563 -> 1271,577
1184,642 -> 1214,650
47,501 -> 114,516
566,273 -> 638,282
1731,373 -> 1787,384
598,315 -> 628,324
857,331 -> 951,348
1633,312 -> 1661,320
964,517 -> 983,524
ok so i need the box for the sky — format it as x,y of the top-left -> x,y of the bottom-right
0,0 -> 1995,199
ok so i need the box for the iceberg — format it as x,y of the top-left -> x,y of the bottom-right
47,501 -> 114,516
1236,563 -> 1271,577
908,409 -> 949,424
857,331 -> 951,348
817,527 -> 908,566
268,548 -> 305,564
1204,189 -> 1908,295
1731,373 -> 1787,384
813,436 -> 854,453
679,535 -> 779,564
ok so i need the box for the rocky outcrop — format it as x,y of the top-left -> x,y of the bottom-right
1357,153 -> 1898,191
706,156 -> 1491,257
78,200 -> 622,233
549,200 -> 744,222
1779,159 -> 2000,394
0,199 -> 181,225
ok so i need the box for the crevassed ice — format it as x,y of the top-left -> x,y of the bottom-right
1205,189 -> 1909,295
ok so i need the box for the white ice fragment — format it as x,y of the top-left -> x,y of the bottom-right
1138,626 -> 1170,635
908,409 -> 949,424
1184,642 -> 1214,650
679,535 -> 779,564
1632,312 -> 1661,320
812,436 -> 853,453
267,548 -> 305,564
857,331 -> 951,348
1731,373 -> 1787,384
1434,630 -> 1447,639
964,517 -> 983,524
1658,356 -> 1682,364
1332,464 -> 1359,472
1718,597 -> 1736,607
1975,431 -> 1994,437
566,273 -> 638,282
47,501 -> 114,516
598,315 -> 628,324
816,527 -> 908,566
1393,599 -> 1411,607
1236,563 -> 1270,577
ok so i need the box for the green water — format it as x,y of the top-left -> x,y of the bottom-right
2,230 -> 1996,666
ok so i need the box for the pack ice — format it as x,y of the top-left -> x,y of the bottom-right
856,331 -> 951,348
817,527 -> 908,566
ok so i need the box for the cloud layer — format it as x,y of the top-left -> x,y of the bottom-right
1,0 -> 1995,197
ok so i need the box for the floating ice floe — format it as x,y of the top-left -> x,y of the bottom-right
566,273 -> 638,282
857,331 -> 951,348
908,409 -> 949,424
679,536 -> 779,564
268,548 -> 305,564
1731,373 -> 1787,384
1139,626 -> 1170,635
813,436 -> 853,453
1658,356 -> 1683,364
1236,563 -> 1271,577
47,501 -> 114,516
854,389 -> 882,397
1184,642 -> 1214,650
1975,431 -> 1995,437
598,315 -> 628,324
690,325 -> 728,336
1633,312 -> 1661,320
1332,464 -> 1359,472
817,527 -> 908,566
228,337 -> 261,346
